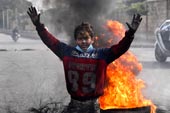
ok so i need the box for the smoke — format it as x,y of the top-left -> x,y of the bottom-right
27,0 -> 118,45
26,0 -> 45,10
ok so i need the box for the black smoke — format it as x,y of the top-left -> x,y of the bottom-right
40,0 -> 116,46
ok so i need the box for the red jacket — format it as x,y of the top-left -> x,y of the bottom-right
36,24 -> 134,101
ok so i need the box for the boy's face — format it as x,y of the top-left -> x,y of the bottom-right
76,31 -> 94,51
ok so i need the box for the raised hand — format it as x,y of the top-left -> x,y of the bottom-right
27,6 -> 41,26
126,14 -> 142,34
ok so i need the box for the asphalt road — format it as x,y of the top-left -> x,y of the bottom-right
0,33 -> 170,112
0,33 -> 69,112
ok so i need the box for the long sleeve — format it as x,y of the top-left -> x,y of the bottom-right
36,24 -> 60,52
35,24 -> 69,60
110,30 -> 134,59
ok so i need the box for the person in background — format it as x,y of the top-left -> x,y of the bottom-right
12,26 -> 20,42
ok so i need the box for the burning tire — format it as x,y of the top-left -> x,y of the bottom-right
100,106 -> 151,113
155,43 -> 167,62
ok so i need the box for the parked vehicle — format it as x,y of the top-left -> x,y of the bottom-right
155,19 -> 170,62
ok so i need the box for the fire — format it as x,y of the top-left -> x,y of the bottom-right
98,20 -> 156,113
106,20 -> 126,38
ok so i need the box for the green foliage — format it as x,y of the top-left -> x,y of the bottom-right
123,0 -> 148,16
125,0 -> 146,5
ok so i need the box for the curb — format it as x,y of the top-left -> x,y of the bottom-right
131,44 -> 154,48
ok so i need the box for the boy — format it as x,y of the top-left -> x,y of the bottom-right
27,6 -> 142,113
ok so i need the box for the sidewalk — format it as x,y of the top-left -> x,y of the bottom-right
131,32 -> 155,48
131,39 -> 155,48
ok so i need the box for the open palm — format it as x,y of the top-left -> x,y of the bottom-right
126,14 -> 142,34
27,6 -> 40,26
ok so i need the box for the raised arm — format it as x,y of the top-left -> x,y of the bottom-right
27,6 -> 60,51
111,14 -> 142,58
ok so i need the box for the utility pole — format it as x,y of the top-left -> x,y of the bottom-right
2,10 -> 5,29
146,0 -> 149,40
167,0 -> 170,19
15,8 -> 18,27
6,9 -> 9,29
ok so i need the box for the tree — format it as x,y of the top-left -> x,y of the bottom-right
123,0 -> 148,16
0,0 -> 32,29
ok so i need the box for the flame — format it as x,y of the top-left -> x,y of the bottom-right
98,20 -> 156,113
106,20 -> 126,39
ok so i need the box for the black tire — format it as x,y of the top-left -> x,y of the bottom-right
155,43 -> 167,62
13,37 -> 17,42
12,35 -> 19,42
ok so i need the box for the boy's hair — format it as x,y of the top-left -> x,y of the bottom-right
74,22 -> 94,40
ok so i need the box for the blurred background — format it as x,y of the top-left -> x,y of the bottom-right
1,0 -> 170,113
0,0 -> 169,42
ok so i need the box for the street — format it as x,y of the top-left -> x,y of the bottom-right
130,48 -> 170,112
0,33 -> 170,112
